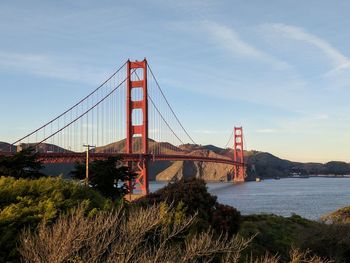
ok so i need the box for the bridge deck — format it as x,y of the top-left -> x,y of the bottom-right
0,152 -> 244,166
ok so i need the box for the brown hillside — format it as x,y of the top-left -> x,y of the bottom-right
95,138 -> 187,155
156,149 -> 234,181
11,143 -> 72,153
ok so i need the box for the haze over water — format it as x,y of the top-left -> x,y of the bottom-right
151,177 -> 350,220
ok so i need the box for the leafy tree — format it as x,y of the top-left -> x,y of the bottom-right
137,177 -> 217,220
71,157 -> 137,200
0,147 -> 43,179
0,176 -> 113,263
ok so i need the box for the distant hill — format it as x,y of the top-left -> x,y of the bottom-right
0,142 -> 16,153
155,144 -> 350,180
0,142 -> 74,178
2,140 -> 350,181
16,143 -> 72,153
95,138 -> 186,155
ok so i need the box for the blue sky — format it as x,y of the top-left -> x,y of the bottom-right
1,0 -> 350,162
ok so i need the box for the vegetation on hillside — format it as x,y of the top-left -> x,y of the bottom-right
246,151 -> 350,179
2,148 -> 350,262
19,204 -> 251,263
298,223 -> 350,262
238,214 -> 315,261
238,206 -> 350,262
1,174 -> 347,262
19,203 -> 334,263
322,205 -> 350,224
0,176 -> 113,262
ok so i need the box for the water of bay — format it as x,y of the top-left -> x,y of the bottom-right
150,177 -> 350,220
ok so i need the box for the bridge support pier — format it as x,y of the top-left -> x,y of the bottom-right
126,59 -> 149,195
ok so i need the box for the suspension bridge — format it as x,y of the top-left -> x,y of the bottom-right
0,59 -> 246,195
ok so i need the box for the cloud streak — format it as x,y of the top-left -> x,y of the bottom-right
202,21 -> 290,70
264,23 -> 350,73
0,51 -> 109,84
256,129 -> 278,134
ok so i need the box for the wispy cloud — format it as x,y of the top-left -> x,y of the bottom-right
255,113 -> 331,136
0,51 -> 109,84
313,113 -> 329,120
256,129 -> 278,133
263,23 -> 350,73
202,21 -> 290,70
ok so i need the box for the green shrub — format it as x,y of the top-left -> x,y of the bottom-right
212,203 -> 241,236
136,177 -> 241,236
298,223 -> 350,262
0,176 -> 113,262
238,214 -> 314,261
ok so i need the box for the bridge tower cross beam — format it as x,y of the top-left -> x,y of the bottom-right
126,59 -> 149,195
233,126 -> 245,182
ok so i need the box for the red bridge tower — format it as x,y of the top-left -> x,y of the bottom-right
233,126 -> 245,182
126,59 -> 149,195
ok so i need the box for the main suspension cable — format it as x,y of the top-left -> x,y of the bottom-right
11,61 -> 127,146
34,68 -> 135,147
147,64 -> 196,145
224,129 -> 234,149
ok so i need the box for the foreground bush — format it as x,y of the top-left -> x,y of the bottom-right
136,177 -> 241,236
19,204 -> 333,263
19,205 -> 251,263
250,249 -> 332,263
298,223 -> 350,262
238,214 -> 315,261
0,176 -> 113,262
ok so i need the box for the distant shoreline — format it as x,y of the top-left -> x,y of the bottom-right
153,175 -> 350,183
309,174 -> 350,178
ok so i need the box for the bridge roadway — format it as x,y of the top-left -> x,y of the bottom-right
0,151 -> 244,166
